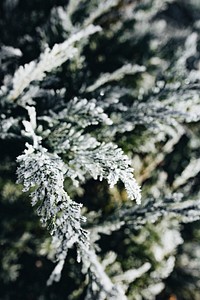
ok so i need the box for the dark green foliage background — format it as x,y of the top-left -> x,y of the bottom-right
1,0 -> 200,299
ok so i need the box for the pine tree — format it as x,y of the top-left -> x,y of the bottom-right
0,0 -> 200,299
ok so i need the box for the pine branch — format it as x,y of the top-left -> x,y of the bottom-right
9,24 -> 101,100
86,64 -> 146,93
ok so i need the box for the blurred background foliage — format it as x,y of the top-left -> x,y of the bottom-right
1,0 -> 200,299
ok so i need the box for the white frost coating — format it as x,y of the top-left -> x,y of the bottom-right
177,32 -> 198,68
84,0 -> 120,26
151,255 -> 176,281
9,24 -> 101,100
47,259 -> 65,286
142,282 -> 165,299
17,145 -> 90,285
70,141 -> 141,203
53,97 -> 113,128
17,117 -> 129,297
152,228 -> 183,262
173,158 -> 200,189
22,106 -> 41,149
82,249 -> 127,300
86,64 -> 146,92
90,221 -> 125,244
102,252 -> 118,268
114,262 -> 151,284
0,46 -> 22,58
26,106 -> 37,129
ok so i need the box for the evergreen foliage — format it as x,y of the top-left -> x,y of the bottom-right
0,0 -> 200,299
